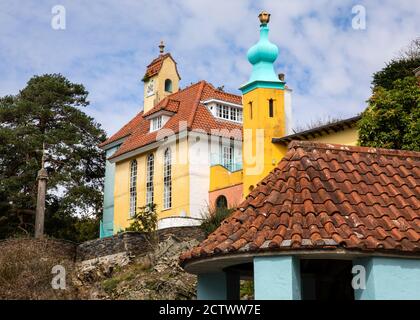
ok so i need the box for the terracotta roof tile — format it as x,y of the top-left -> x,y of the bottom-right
99,81 -> 242,158
142,53 -> 180,80
98,111 -> 144,148
180,141 -> 420,266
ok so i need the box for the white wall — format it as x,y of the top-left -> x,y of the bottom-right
284,88 -> 293,135
188,132 -> 211,219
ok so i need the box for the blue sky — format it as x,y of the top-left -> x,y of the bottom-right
1,0 -> 419,135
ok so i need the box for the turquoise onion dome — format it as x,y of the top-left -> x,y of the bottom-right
240,11 -> 284,93
247,25 -> 278,66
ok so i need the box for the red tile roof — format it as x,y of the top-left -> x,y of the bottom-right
180,141 -> 420,266
142,53 -> 180,80
142,97 -> 180,118
98,111 -> 144,148
100,81 -> 242,159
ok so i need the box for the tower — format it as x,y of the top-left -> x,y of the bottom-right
142,41 -> 181,113
240,11 -> 292,195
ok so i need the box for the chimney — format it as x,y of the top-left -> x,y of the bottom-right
278,73 -> 285,82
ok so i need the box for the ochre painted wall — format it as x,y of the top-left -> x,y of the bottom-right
209,165 -> 243,193
143,57 -> 180,113
307,127 -> 358,146
242,87 -> 288,195
113,138 -> 190,232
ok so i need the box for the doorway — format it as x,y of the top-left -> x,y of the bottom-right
300,259 -> 354,300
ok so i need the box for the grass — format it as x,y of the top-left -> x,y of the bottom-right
0,237 -> 77,299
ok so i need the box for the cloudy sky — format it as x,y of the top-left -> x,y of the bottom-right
1,0 -> 419,135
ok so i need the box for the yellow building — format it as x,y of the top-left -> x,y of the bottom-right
99,16 -> 360,237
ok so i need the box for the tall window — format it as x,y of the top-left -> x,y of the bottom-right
221,144 -> 233,171
129,160 -> 137,217
269,99 -> 274,117
146,154 -> 154,206
163,148 -> 172,209
164,79 -> 172,92
151,116 -> 162,131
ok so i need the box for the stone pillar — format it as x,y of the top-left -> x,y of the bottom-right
34,167 -> 48,239
254,256 -> 301,300
354,257 -> 420,300
197,272 -> 240,300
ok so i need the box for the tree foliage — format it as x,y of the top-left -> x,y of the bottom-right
359,39 -> 420,152
372,57 -> 420,90
358,77 -> 420,151
0,74 -> 106,241
125,204 -> 158,234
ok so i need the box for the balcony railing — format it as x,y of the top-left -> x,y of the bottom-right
210,159 -> 243,172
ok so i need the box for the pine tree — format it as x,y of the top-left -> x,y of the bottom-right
0,74 -> 106,241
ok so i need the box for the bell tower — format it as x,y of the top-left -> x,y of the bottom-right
240,11 -> 291,195
142,41 -> 181,113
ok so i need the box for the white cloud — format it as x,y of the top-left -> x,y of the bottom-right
0,0 -> 419,135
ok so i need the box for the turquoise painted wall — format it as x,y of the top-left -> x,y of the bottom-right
100,146 -> 119,238
354,257 -> 420,300
197,273 -> 227,300
254,256 -> 301,300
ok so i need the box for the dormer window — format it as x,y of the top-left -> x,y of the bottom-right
215,103 -> 243,122
151,116 -> 162,131
202,99 -> 243,123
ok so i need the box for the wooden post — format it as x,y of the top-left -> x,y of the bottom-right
34,145 -> 48,239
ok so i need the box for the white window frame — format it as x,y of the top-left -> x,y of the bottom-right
163,148 -> 172,210
221,144 -> 233,171
150,116 -> 162,132
215,103 -> 242,123
129,160 -> 137,218
146,153 -> 154,206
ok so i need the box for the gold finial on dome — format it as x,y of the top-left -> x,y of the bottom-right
159,40 -> 165,54
258,11 -> 270,25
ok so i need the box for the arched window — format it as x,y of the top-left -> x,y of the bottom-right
163,148 -> 172,209
146,154 -> 154,205
216,195 -> 228,209
164,79 -> 172,93
269,98 -> 274,117
129,160 -> 137,217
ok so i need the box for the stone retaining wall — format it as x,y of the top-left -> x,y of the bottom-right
76,226 -> 205,262
0,226 -> 205,263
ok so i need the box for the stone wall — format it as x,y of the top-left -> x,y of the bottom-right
76,226 -> 205,262
0,226 -> 204,264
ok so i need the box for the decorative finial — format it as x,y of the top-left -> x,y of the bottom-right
258,10 -> 270,25
159,40 -> 165,54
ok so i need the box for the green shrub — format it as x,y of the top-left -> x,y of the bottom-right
125,204 -> 157,234
200,206 -> 235,236
240,280 -> 254,299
